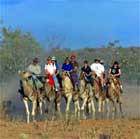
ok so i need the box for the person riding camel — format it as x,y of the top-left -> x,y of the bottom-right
70,54 -> 79,68
100,60 -> 106,84
90,58 -> 105,90
44,56 -> 59,92
27,57 -> 43,90
62,57 -> 73,72
81,60 -> 93,85
62,57 -> 75,90
108,61 -> 122,91
51,56 -> 63,89
70,54 -> 80,91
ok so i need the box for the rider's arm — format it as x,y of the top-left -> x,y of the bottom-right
108,68 -> 111,75
44,65 -> 49,75
115,69 -> 122,77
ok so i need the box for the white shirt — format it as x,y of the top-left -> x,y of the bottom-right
45,63 -> 56,75
90,63 -> 105,77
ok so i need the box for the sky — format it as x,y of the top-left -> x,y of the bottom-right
0,0 -> 140,49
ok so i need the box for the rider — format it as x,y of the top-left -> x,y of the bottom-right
100,60 -> 106,85
62,57 -> 74,90
81,60 -> 93,85
62,57 -> 73,72
90,58 -> 105,90
108,61 -> 122,90
70,54 -> 79,68
27,57 -> 43,90
45,56 -> 59,92
51,56 -> 63,89
70,54 -> 80,91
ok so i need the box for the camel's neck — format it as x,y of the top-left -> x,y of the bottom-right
110,81 -> 116,90
80,80 -> 85,92
22,79 -> 34,97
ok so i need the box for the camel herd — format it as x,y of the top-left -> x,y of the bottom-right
18,71 -> 123,123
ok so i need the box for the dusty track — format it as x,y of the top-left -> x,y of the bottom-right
0,118 -> 140,139
0,84 -> 140,139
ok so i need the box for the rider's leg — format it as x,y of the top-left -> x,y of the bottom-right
53,74 -> 59,91
70,73 -> 75,91
56,74 -> 63,88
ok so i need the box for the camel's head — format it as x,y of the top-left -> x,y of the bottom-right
79,72 -> 85,80
62,71 -> 70,79
91,71 -> 97,78
108,74 -> 118,85
18,70 -> 31,79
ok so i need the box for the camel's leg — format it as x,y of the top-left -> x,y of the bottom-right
88,102 -> 91,114
81,97 -> 88,110
74,101 -> 77,113
119,102 -> 123,118
32,101 -> 37,122
39,101 -> 43,115
112,101 -> 117,112
77,100 -> 80,112
66,94 -> 72,112
91,99 -> 95,113
98,98 -> 102,113
43,99 -> 48,113
23,98 -> 30,124
74,100 -> 80,113
106,98 -> 110,113
57,102 -> 61,113
102,100 -> 105,113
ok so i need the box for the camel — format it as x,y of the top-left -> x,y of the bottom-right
106,74 -> 123,114
79,72 -> 95,116
91,72 -> 106,113
61,71 -> 73,113
18,71 -> 43,123
43,77 -> 61,116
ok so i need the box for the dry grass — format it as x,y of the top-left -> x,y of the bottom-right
0,84 -> 140,139
0,118 -> 140,139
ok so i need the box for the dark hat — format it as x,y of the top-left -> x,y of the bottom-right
70,54 -> 76,59
114,61 -> 119,65
33,57 -> 39,63
94,58 -> 100,62
65,57 -> 70,62
84,60 -> 88,64
47,56 -> 51,61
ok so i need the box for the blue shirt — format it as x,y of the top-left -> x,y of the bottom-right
62,63 -> 73,72
55,62 -> 59,70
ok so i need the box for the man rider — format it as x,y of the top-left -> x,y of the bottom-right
81,60 -> 93,85
70,54 -> 80,91
27,57 -> 43,90
90,58 -> 105,90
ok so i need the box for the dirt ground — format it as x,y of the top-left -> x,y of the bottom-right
0,84 -> 140,139
0,118 -> 140,139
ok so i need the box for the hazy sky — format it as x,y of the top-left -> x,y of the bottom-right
0,0 -> 140,48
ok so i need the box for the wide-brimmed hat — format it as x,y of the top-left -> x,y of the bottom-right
51,56 -> 56,61
33,57 -> 39,63
100,60 -> 104,64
